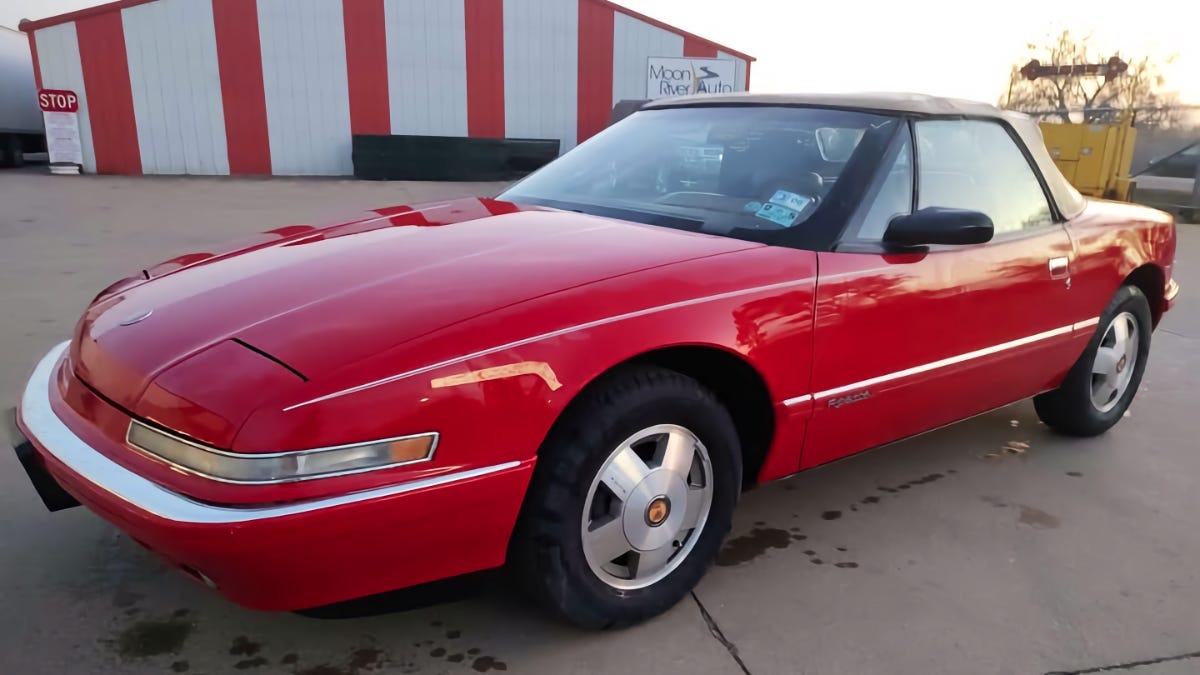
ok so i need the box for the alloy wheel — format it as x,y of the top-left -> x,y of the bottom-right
580,424 -> 713,590
1091,311 -> 1139,413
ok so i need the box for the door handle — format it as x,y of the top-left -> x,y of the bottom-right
1048,257 -> 1070,279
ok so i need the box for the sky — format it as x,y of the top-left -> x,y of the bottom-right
2,0 -> 1195,105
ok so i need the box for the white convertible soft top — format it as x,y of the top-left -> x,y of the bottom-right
642,92 -> 1087,219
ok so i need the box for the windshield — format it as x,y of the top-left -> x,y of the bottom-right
500,106 -> 897,245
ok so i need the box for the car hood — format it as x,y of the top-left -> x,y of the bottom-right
72,198 -> 757,441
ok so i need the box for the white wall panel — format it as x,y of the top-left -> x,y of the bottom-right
383,0 -> 468,136
612,12 -> 682,105
503,0 -> 578,150
122,0 -> 228,175
258,0 -> 352,175
34,23 -> 96,173
717,51 -> 748,92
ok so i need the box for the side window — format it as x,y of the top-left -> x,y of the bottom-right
848,131 -> 913,240
915,120 -> 1053,235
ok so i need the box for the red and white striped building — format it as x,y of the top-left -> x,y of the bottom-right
20,0 -> 752,176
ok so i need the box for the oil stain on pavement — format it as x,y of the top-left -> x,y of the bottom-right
716,468 -> 966,570
716,527 -> 794,566
981,497 -> 1061,529
230,635 -> 263,656
422,620 -> 508,672
1018,505 -> 1061,529
281,644 -> 392,675
107,608 -> 194,659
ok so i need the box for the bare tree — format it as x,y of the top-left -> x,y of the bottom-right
1002,30 -> 1181,128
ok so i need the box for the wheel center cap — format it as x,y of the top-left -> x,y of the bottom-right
1116,355 -> 1127,374
645,496 -> 671,527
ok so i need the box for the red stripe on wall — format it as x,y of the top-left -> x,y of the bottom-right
75,12 -> 141,174
26,31 -> 43,90
343,0 -> 390,135
464,0 -> 505,138
576,0 -> 614,144
682,37 -> 717,58
212,0 -> 272,175
745,60 -> 751,90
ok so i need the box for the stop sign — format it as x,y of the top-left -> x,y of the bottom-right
38,89 -> 79,113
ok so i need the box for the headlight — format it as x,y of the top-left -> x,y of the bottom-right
126,420 -> 437,484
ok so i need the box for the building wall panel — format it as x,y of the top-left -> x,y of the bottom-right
383,0 -> 468,137
24,0 -> 751,175
75,11 -> 141,174
612,11 -> 682,105
504,0 -> 578,150
33,23 -> 96,173
122,0 -> 229,175
717,51 -> 749,92
576,0 -> 614,144
257,0 -> 352,175
683,37 -> 717,58
464,0 -> 505,138
343,0 -> 390,136
211,0 -> 271,174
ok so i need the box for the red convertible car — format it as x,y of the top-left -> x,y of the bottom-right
10,93 -> 1179,628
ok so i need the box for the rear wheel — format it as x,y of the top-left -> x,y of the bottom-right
511,365 -> 740,628
1034,285 -> 1152,436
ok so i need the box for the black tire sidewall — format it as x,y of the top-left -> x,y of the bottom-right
1046,286 -> 1152,433
568,392 -> 738,603
520,367 -> 741,628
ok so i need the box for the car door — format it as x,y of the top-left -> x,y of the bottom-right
799,118 -> 1080,469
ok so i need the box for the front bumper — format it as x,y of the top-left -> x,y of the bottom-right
11,342 -> 534,611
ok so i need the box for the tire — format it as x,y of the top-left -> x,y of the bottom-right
510,365 -> 741,629
1,135 -> 23,168
1034,285 -> 1152,436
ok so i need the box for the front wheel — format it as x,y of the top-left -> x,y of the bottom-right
511,365 -> 741,629
1035,285 -> 1152,436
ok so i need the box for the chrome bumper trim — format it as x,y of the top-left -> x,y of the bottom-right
19,342 -> 519,525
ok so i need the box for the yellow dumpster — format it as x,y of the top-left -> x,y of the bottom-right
1039,120 -> 1136,201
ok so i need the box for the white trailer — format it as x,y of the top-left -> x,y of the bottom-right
0,26 -> 43,167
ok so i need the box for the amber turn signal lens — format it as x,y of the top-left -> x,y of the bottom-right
388,437 -> 435,463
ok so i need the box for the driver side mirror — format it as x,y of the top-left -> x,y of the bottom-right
884,207 -> 994,247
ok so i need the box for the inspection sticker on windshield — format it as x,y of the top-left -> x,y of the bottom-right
754,202 -> 801,227
769,190 -> 813,213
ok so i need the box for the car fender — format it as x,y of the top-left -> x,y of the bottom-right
237,246 -> 819,484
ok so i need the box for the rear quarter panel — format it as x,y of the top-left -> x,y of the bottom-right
1068,199 -> 1176,322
